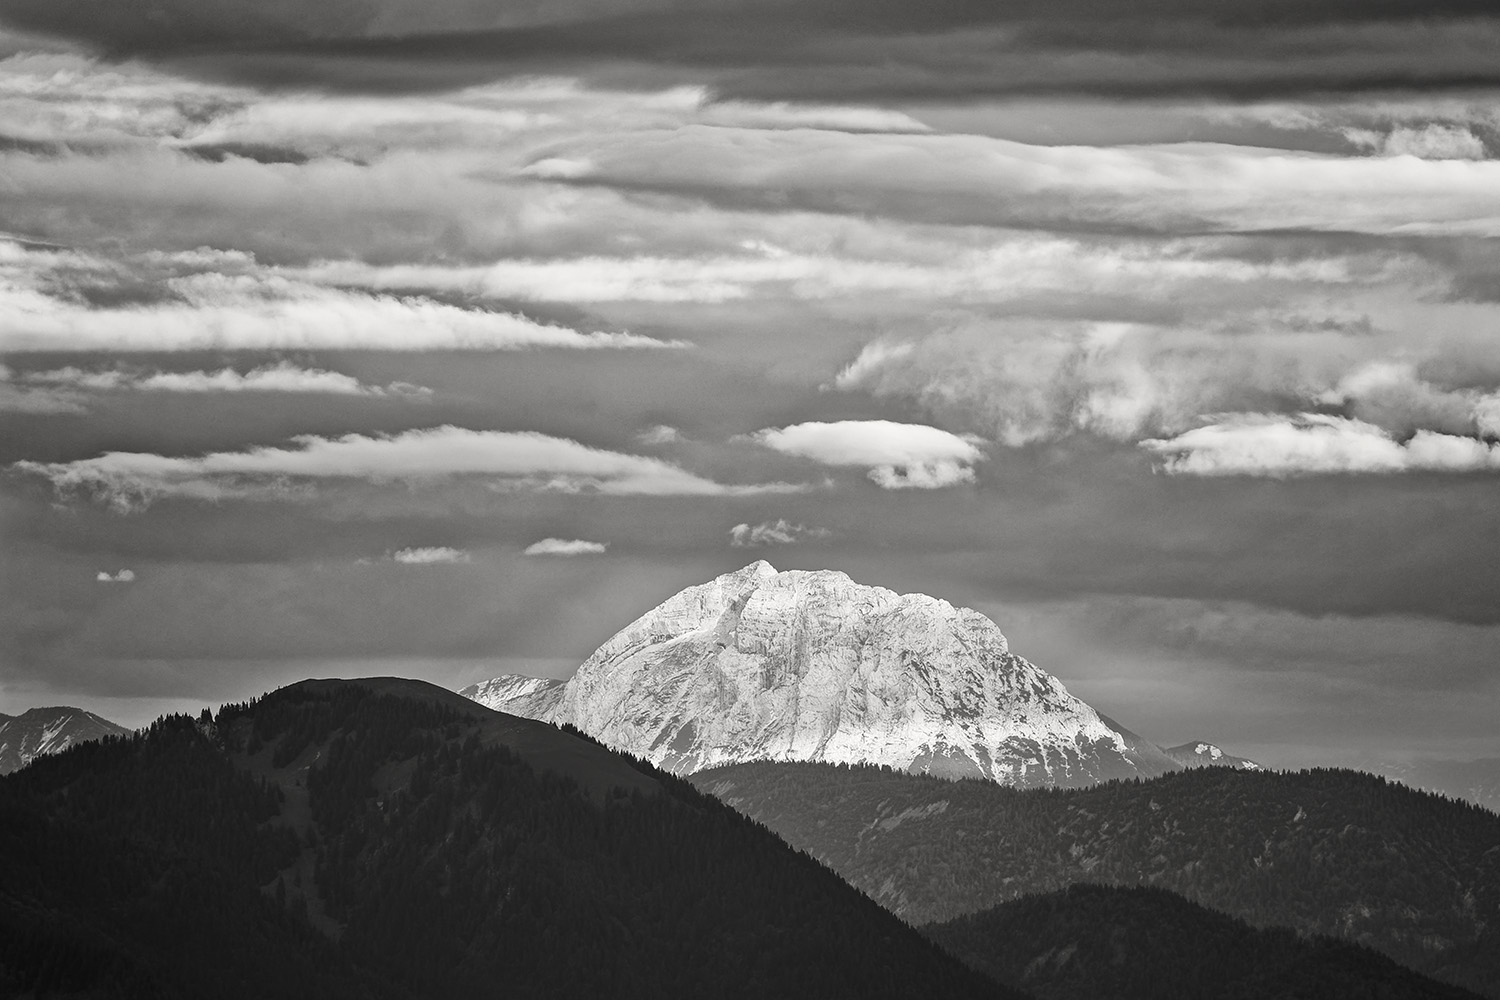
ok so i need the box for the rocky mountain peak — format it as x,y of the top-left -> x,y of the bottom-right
466,563 -> 1178,787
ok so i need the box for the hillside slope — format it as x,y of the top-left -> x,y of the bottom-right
691,761 -> 1500,997
0,679 -> 1016,1000
927,884 -> 1482,1000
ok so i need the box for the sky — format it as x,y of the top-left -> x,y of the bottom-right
1,0 -> 1498,768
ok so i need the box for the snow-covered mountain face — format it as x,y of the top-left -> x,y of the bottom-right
0,707 -> 131,774
462,561 -> 1181,788
1161,741 -> 1262,771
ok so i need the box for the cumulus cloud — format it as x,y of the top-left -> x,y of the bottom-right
24,362 -> 429,396
830,309 -> 1500,450
1142,414 -> 1500,476
10,425 -> 804,511
751,420 -> 984,489
1345,124 -> 1489,160
523,537 -> 608,556
96,569 -> 136,582
729,519 -> 830,547
391,546 -> 471,564
1313,360 -> 1500,438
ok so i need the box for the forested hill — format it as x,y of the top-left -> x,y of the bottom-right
927,884 -> 1484,1000
691,760 -> 1500,997
0,680 -> 1016,1000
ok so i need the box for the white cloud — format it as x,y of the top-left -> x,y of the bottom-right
1313,360 -> 1500,439
24,362 -> 428,396
1345,124 -> 1489,161
391,546 -> 471,564
1142,414 -> 1500,476
96,569 -> 136,583
523,537 -> 608,556
729,519 -> 830,547
0,262 -> 684,352
291,234 -> 1379,307
531,125 -> 1500,236
751,419 -> 984,489
635,424 -> 681,445
11,425 -> 803,511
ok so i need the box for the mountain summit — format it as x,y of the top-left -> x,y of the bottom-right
0,706 -> 130,775
463,561 -> 1178,787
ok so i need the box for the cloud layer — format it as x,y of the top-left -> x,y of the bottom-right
12,425 -> 802,510
1143,415 -> 1500,477
22,361 -> 427,396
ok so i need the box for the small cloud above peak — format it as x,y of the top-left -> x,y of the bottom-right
729,519 -> 830,548
391,546 -> 470,564
523,538 -> 608,557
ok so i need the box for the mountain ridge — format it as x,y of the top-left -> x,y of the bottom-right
0,677 -> 1017,1000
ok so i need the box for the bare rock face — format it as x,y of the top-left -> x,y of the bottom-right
463,562 -> 1179,787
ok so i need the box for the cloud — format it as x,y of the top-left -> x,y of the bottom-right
1141,414 -> 1500,476
1345,124 -> 1489,161
750,419 -> 984,489
528,125 -> 1500,237
635,424 -> 681,445
10,425 -> 805,511
13,0 -> 1500,104
95,569 -> 135,583
23,362 -> 429,396
391,546 -> 471,564
0,365 -> 88,413
0,249 -> 685,352
523,537 -> 608,556
1313,361 -> 1500,439
728,518 -> 829,547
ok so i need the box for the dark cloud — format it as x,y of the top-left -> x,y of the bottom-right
9,0 -> 1500,99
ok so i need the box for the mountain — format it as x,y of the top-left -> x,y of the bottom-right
0,705 -> 131,774
464,561 -> 1178,787
689,760 -> 1500,997
0,677 -> 1015,1000
1160,740 -> 1261,770
1368,757 -> 1500,814
926,884 -> 1483,1000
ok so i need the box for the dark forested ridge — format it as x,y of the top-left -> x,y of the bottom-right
690,760 -> 1500,997
0,679 -> 1015,1000
926,884 -> 1484,1000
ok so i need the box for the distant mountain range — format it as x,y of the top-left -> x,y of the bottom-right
1367,757 -> 1500,814
463,561 -> 1257,788
1160,740 -> 1262,771
0,706 -> 130,774
689,760 -> 1500,998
